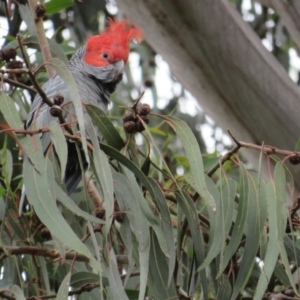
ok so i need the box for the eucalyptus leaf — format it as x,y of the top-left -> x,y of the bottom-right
48,58 -> 89,164
86,104 -> 124,150
49,121 -> 68,181
56,272 -> 71,300
45,0 -> 74,14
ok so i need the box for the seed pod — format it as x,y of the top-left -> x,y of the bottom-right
53,93 -> 64,105
141,103 -> 151,115
136,102 -> 151,115
35,4 -> 46,18
141,114 -> 150,124
144,79 -> 153,87
289,155 -> 300,165
50,105 -> 63,117
6,60 -> 23,69
1,48 -> 17,61
122,111 -> 135,123
124,121 -> 136,134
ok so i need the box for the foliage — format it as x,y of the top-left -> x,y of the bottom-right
0,1 -> 300,300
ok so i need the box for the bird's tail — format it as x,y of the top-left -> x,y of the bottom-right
63,141 -> 88,195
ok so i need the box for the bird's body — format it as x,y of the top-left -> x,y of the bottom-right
19,19 -> 142,214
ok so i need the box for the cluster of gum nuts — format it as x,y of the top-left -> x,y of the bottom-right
122,102 -> 151,134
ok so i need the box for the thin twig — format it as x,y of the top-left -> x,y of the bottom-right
227,129 -> 296,157
17,35 -> 53,108
0,68 -> 30,74
207,144 -> 241,177
17,35 -> 74,135
0,75 -> 37,93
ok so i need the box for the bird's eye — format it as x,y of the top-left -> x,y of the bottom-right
102,53 -> 109,59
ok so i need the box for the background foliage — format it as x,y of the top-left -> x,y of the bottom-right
0,0 -> 300,299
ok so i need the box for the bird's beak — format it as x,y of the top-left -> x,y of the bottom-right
113,60 -> 125,74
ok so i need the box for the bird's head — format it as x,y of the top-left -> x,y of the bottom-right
82,19 -> 143,82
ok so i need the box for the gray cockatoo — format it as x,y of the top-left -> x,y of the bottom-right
19,19 -> 143,215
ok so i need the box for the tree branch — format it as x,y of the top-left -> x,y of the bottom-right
0,68 -> 30,74
0,75 -> 37,93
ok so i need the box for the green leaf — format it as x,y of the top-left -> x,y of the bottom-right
147,230 -> 178,300
49,121 -> 67,181
100,143 -> 157,202
175,191 -> 208,299
272,163 -> 299,295
0,94 -> 23,129
45,0 -> 74,14
120,167 -> 169,258
24,145 -> 101,272
86,117 -> 114,236
0,94 -> 42,168
86,104 -> 125,150
18,4 -> 35,35
56,185 -> 105,224
48,58 -> 89,164
11,285 -> 26,300
217,178 -> 236,276
254,181 -> 281,300
284,235 -> 300,265
295,138 -> 300,151
254,162 -> 295,299
274,263 -> 290,287
71,271 -> 107,288
197,175 -> 222,271
107,249 -> 129,300
0,147 -> 13,185
220,164 -> 249,274
147,178 -> 176,286
216,275 -> 232,300
161,115 -> 215,210
56,272 -> 71,300
113,172 -> 150,300
23,36 -> 69,64
230,173 -> 267,300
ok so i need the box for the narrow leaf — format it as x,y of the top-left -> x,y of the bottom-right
56,272 -> 71,300
147,178 -> 176,287
107,249 -> 129,300
113,172 -> 150,300
100,143 -> 157,201
175,191 -> 208,299
254,181 -> 281,300
86,104 -> 125,150
24,148 -> 101,272
11,285 -> 26,300
23,36 -> 68,64
0,94 -> 40,166
49,121 -> 67,181
161,115 -> 215,210
45,0 -> 74,14
147,230 -> 178,299
71,271 -> 107,288
56,185 -> 105,224
49,58 -> 89,164
273,162 -> 299,295
197,175 -> 222,271
86,117 -> 114,236
220,164 -> 249,273
230,173 -> 267,300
